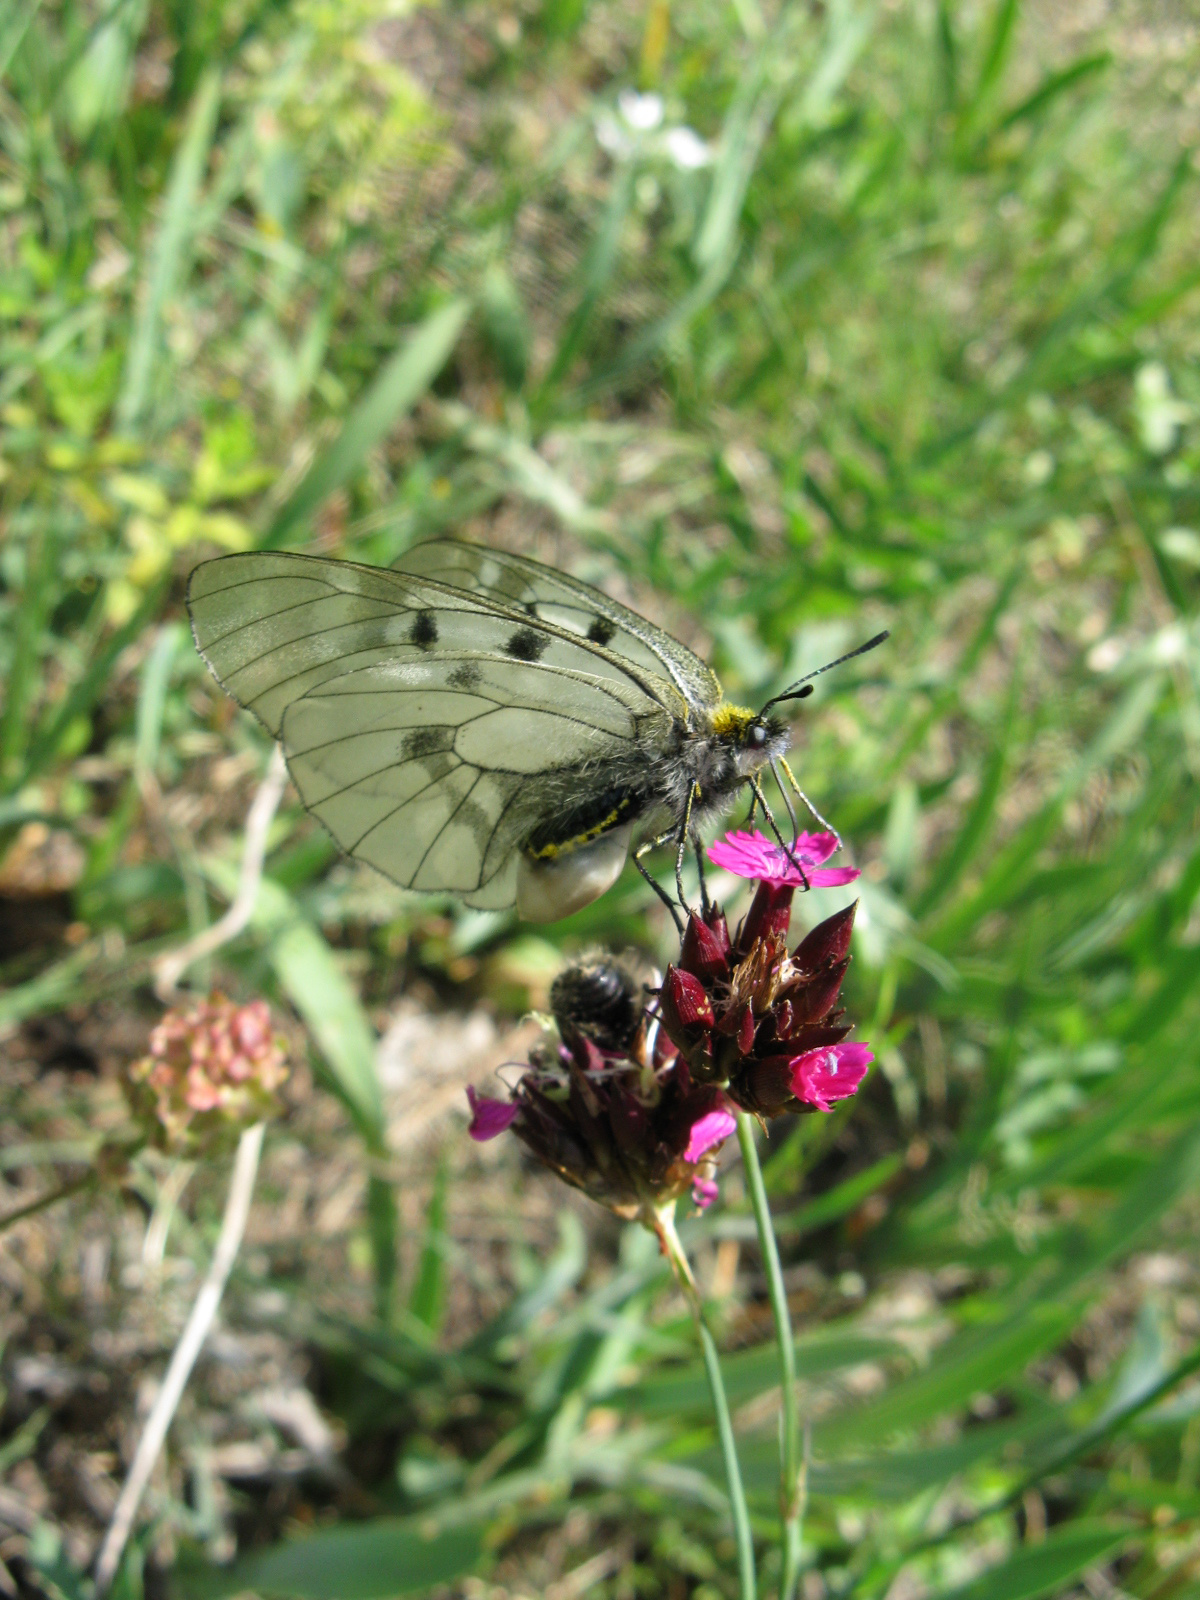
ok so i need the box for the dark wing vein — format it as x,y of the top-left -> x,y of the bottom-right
412,770 -> 482,880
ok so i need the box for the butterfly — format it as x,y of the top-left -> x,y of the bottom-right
187,539 -> 884,924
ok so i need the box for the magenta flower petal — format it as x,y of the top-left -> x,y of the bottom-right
684,1107 -> 737,1163
806,866 -> 862,887
466,1085 -> 520,1141
789,1042 -> 874,1113
692,1176 -> 720,1210
708,829 -> 858,889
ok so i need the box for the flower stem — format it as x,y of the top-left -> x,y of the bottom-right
737,1112 -> 805,1600
651,1202 -> 757,1600
93,1122 -> 265,1595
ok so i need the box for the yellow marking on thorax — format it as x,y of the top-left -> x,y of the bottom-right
529,806 -> 624,861
709,703 -> 756,739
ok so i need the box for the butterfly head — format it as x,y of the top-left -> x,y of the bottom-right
710,703 -> 792,776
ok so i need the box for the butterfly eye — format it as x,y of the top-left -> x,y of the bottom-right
748,722 -> 768,748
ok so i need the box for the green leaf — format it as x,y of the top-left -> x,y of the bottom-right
934,1522 -> 1127,1600
264,298 -> 471,548
622,1331 -> 904,1418
181,1518 -> 485,1600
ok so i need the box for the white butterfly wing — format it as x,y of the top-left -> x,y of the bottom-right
392,539 -> 723,715
187,552 -> 676,907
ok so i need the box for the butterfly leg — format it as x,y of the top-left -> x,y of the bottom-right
749,776 -> 810,890
779,756 -> 842,850
672,784 -> 700,917
634,831 -> 686,934
769,756 -> 801,846
692,829 -> 711,917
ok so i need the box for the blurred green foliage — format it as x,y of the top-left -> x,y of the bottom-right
2,0 -> 1200,1595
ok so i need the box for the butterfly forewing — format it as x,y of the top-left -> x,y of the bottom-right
392,539 -> 722,716
187,551 -> 677,907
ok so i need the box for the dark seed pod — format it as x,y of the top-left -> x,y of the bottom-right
551,958 -> 642,1053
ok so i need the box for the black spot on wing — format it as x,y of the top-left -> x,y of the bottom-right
587,615 -> 616,646
524,601 -> 538,618
449,661 -> 482,691
506,627 -> 548,661
403,726 -> 455,760
410,610 -> 438,649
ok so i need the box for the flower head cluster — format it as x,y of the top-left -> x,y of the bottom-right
127,992 -> 289,1153
658,830 -> 873,1118
469,957 -> 735,1216
467,830 -> 873,1218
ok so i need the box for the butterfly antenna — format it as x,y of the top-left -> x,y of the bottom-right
759,630 -> 889,715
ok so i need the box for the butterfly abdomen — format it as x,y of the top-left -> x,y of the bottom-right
525,784 -> 648,861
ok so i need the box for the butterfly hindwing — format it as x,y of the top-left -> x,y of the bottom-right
392,539 -> 722,715
187,552 -> 676,905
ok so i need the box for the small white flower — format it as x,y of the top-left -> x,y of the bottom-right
1134,361 -> 1191,456
663,125 -> 711,169
618,89 -> 664,131
596,111 -> 633,157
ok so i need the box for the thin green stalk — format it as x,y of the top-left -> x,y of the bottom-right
652,1202 -> 757,1600
738,1112 -> 805,1600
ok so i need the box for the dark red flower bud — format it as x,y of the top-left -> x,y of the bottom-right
788,958 -> 849,1025
660,965 -> 715,1042
738,880 -> 794,952
793,901 -> 857,972
607,1088 -> 650,1155
736,1055 -> 799,1113
715,1002 -> 756,1057
680,908 -> 732,981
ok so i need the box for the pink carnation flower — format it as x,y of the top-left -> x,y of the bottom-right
466,1086 -> 521,1141
684,1107 -> 737,1164
789,1042 -> 874,1113
708,829 -> 860,889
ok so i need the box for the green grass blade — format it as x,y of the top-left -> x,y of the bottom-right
969,0 -> 1019,114
118,68 -> 222,428
934,1523 -> 1127,1600
133,621 -> 183,783
935,0 -> 958,111
997,51 -> 1111,130
929,675 -> 1162,947
0,526 -> 53,790
693,67 -> 776,272
21,575 -> 170,792
408,1148 -> 449,1333
179,1517 -> 485,1600
0,0 -> 39,80
914,662 -> 1020,918
535,161 -> 635,400
263,297 -> 470,549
